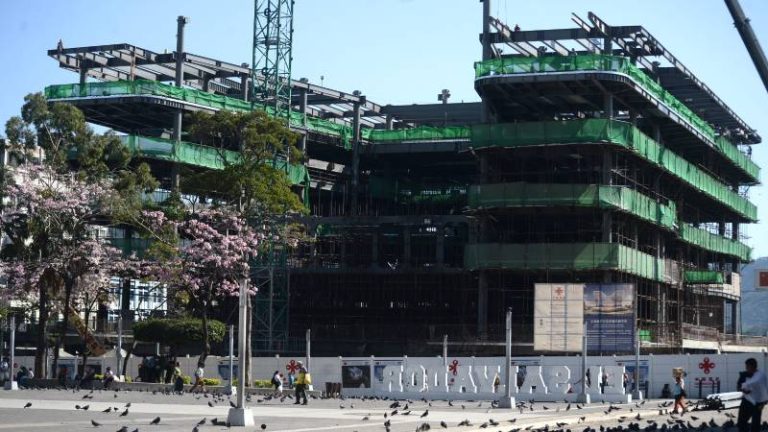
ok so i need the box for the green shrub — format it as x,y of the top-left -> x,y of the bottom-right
180,376 -> 220,386
203,378 -> 220,386
254,379 -> 272,388
133,318 -> 226,347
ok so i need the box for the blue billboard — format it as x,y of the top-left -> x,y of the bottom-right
583,283 -> 635,354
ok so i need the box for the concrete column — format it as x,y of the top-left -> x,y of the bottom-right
652,124 -> 662,144
79,67 -> 87,85
435,224 -> 445,267
240,72 -> 250,101
299,89 -> 308,125
403,226 -> 412,268
371,230 -> 379,268
732,301 -> 740,335
385,114 -> 394,130
171,16 -> 189,194
478,272 -> 488,339
340,235 -> 347,269
602,150 -> 613,243
603,37 -> 613,54
350,101 -> 362,215
603,94 -> 614,119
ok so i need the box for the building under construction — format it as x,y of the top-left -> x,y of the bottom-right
43,5 -> 760,356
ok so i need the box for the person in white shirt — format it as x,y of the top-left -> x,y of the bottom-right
739,358 -> 768,432
103,367 -> 115,390
189,362 -> 206,393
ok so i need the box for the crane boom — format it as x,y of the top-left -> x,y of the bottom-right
724,0 -> 768,94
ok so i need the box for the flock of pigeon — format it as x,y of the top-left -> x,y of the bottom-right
14,386 -> 749,432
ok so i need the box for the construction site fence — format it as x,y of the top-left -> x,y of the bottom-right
120,135 -> 310,186
464,242 -> 666,282
474,54 -> 759,182
466,182 -> 751,260
470,119 -> 757,221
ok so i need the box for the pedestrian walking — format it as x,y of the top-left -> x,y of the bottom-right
0,358 -> 9,384
672,374 -> 686,414
293,361 -> 311,405
272,370 -> 284,395
189,362 -> 206,393
738,358 -> 768,432
173,362 -> 184,393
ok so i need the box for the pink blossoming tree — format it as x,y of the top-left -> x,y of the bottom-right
139,208 -> 260,365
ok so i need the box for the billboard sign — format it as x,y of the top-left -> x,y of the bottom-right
533,284 -> 584,352
584,283 -> 635,354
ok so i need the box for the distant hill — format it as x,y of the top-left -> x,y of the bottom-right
740,256 -> 768,335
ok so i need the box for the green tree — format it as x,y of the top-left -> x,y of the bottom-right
133,317 -> 226,354
186,109 -> 306,215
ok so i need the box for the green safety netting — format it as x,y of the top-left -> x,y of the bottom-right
464,242 -> 666,282
365,125 -> 471,142
474,54 -> 760,182
121,135 -> 310,186
466,182 -> 750,260
470,119 -> 758,221
680,224 -> 752,261
467,183 -> 678,230
45,81 -> 355,148
683,270 -> 725,284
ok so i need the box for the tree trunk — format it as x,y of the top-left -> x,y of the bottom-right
34,275 -> 50,378
198,287 -> 212,366
52,275 -> 74,377
123,340 -> 136,380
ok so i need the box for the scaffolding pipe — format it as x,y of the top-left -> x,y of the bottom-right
724,0 -> 768,94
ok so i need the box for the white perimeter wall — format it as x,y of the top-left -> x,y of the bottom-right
10,352 -> 767,400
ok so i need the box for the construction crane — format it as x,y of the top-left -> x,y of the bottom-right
252,0 -> 294,123
724,0 -> 768,94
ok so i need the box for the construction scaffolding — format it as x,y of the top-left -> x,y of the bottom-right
41,7 -> 761,356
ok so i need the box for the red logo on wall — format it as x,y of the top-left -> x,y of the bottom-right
449,360 -> 459,376
286,360 -> 300,374
699,357 -> 716,374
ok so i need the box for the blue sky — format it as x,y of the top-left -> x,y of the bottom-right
1,0 -> 767,257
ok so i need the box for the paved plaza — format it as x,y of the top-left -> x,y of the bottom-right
0,388 -> 753,432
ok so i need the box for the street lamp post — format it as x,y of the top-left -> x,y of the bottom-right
576,322 -> 591,403
4,316 -> 17,390
227,278 -> 254,427
497,308 -> 515,408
